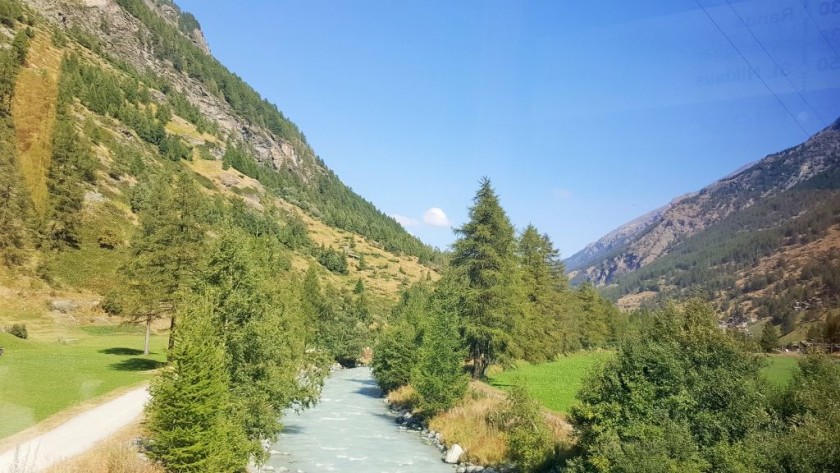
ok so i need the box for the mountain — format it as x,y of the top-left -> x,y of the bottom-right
0,0 -> 442,332
566,118 -> 840,336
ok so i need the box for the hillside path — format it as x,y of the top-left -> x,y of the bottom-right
0,386 -> 149,472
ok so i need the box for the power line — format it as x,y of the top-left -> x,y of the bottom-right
725,0 -> 823,123
694,0 -> 810,137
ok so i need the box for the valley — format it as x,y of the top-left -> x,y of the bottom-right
0,1 -> 838,472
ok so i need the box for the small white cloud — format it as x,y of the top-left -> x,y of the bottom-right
423,207 -> 451,227
391,214 -> 419,228
552,188 -> 573,199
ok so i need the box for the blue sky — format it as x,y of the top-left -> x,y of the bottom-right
177,0 -> 840,257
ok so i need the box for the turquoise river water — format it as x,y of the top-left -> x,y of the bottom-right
264,367 -> 455,473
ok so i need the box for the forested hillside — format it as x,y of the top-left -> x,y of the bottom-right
0,0 -> 443,447
568,118 -> 840,339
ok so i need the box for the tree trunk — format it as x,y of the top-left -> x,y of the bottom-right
144,317 -> 151,355
168,315 -> 176,351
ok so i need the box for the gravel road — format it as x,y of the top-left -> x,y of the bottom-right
0,386 -> 149,472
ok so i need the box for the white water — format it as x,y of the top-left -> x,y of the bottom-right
264,367 -> 455,473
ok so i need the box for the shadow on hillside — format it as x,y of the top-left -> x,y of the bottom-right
100,347 -> 144,356
110,358 -> 166,371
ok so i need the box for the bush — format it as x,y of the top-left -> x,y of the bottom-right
497,385 -> 554,472
412,309 -> 467,416
6,323 -> 27,339
101,291 -> 123,315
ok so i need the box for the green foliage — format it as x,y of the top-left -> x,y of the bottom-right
0,36 -> 32,265
412,308 -> 468,415
760,322 -> 779,352
448,177 -> 522,378
0,0 -> 25,28
144,298 -> 249,472
118,173 -> 205,352
5,323 -> 27,339
566,301 -> 768,472
371,284 -> 431,391
198,228 -> 322,461
512,225 -> 568,363
496,384 -> 554,472
757,355 -> 840,472
315,244 -> 348,275
43,55 -> 100,250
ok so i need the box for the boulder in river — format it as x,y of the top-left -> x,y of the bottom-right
444,444 -> 464,464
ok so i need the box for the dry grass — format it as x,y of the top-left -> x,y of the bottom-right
386,384 -> 418,409
43,422 -> 161,473
184,158 -> 439,301
428,381 -> 508,465
11,31 -> 62,215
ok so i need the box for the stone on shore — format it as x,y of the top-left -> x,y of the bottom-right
444,444 -> 464,464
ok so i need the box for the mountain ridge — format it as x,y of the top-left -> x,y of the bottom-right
565,117 -> 840,334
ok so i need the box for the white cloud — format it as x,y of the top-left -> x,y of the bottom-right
391,214 -> 419,228
552,188 -> 573,199
423,207 -> 451,227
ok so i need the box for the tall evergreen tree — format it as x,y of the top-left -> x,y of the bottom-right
412,307 -> 468,415
144,297 -> 249,473
513,225 -> 569,362
449,177 -> 522,378
199,228 -> 322,461
120,173 -> 204,353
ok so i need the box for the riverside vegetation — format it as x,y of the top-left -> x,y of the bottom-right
0,0 -> 837,472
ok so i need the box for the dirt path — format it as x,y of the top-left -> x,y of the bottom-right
0,386 -> 149,472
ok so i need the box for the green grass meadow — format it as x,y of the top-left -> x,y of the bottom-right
0,327 -> 166,439
489,352 -> 800,414
489,351 -> 613,413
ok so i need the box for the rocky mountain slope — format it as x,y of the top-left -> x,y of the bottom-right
566,118 -> 840,336
0,0 -> 439,336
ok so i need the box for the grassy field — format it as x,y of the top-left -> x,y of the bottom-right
762,354 -> 799,387
488,351 -> 613,414
0,327 -> 166,439
489,352 -> 801,415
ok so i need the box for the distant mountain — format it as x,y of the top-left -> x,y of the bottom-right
567,118 -> 840,336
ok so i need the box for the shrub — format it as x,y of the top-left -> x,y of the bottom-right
6,323 -> 27,339
493,384 -> 554,472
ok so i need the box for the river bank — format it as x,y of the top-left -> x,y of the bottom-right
262,367 -> 454,473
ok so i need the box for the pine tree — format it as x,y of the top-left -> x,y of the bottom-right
0,47 -> 30,266
412,307 -> 468,415
120,174 -> 204,353
449,177 -> 522,378
760,322 -> 779,353
200,228 -> 321,460
513,225 -> 568,362
144,297 -> 249,473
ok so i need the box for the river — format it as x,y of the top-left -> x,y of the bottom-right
263,367 -> 455,473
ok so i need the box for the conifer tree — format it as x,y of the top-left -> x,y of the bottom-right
0,47 -> 30,265
120,174 -> 204,353
372,283 -> 430,392
412,307 -> 468,415
144,297 -> 249,473
200,228 -> 321,461
449,177 -> 522,378
513,225 -> 568,362
759,322 -> 779,353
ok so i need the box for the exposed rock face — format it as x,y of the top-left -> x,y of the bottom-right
567,119 -> 840,285
23,0 -> 311,179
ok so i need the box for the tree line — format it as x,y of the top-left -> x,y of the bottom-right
373,178 -> 624,416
